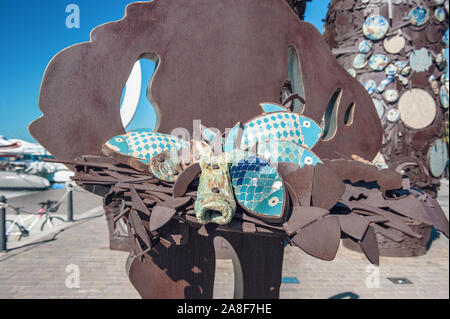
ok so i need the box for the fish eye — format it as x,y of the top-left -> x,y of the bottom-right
268,197 -> 280,207
115,138 -> 124,142
160,164 -> 168,174
303,121 -> 311,128
304,156 -> 313,165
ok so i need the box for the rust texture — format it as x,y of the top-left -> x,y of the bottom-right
323,0 -> 449,197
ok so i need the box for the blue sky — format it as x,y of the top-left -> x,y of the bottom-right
10,0 -> 440,143
0,0 -> 331,143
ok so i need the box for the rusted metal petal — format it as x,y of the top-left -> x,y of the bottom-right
149,206 -> 177,232
387,196 -> 433,225
130,209 -> 151,249
173,163 -> 201,197
278,162 -> 314,207
292,216 -> 340,261
337,214 -> 370,241
283,206 -> 329,236
159,196 -> 192,210
129,185 -> 152,216
312,163 -> 345,210
371,223 -> 405,243
359,226 -> 380,265
421,199 -> 449,238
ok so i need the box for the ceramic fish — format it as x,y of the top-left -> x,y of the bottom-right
256,140 -> 322,167
149,148 -> 184,183
194,149 -> 236,225
238,105 -> 323,151
230,153 -> 287,221
102,128 -> 190,177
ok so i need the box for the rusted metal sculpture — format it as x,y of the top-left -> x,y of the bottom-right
30,0 -> 448,299
323,0 -> 449,197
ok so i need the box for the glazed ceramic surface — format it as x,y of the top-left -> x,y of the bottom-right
194,152 -> 236,225
435,6 -> 447,22
364,80 -> 377,95
386,109 -> 400,123
359,40 -> 372,53
408,6 -> 429,26
383,89 -> 399,103
363,15 -> 389,40
441,85 -> 449,108
353,54 -> 368,69
409,48 -> 433,72
347,68 -> 357,77
373,99 -> 385,119
256,140 -> 322,167
104,129 -> 189,165
369,54 -> 389,71
239,111 -> 322,151
230,154 -> 285,219
384,64 -> 398,76
428,139 -> 449,177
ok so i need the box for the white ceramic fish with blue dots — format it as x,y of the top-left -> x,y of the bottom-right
102,128 -> 189,173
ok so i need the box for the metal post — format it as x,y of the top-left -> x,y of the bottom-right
67,184 -> 74,222
1,196 -> 7,252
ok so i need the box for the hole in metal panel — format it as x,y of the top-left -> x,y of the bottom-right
288,46 -> 305,114
344,102 -> 356,126
321,88 -> 343,141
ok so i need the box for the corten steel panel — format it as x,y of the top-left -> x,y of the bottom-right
30,0 -> 382,164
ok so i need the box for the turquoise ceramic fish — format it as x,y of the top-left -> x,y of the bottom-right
238,104 -> 323,151
102,128 -> 190,177
230,153 -> 286,221
256,140 -> 322,167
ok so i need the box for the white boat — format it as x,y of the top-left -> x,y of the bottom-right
0,136 -> 49,157
0,171 -> 50,190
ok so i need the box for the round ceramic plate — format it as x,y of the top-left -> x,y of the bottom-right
359,40 -> 372,53
347,68 -> 356,77
383,89 -> 399,103
441,85 -> 449,108
363,15 -> 389,41
369,54 -> 389,71
353,54 -> 367,69
427,139 -> 448,178
409,48 -> 433,72
398,89 -> 436,129
383,34 -> 406,54
364,80 -> 377,94
400,65 -> 411,76
408,6 -> 429,26
385,64 -> 398,76
386,108 -> 400,123
434,0 -> 444,5
373,99 -> 385,119
435,6 -> 447,22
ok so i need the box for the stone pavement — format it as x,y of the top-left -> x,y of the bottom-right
0,182 -> 448,299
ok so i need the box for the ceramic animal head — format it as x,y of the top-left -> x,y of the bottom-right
194,149 -> 236,225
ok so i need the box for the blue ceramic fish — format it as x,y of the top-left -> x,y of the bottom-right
256,140 -> 322,167
230,153 -> 286,221
239,104 -> 323,151
102,128 -> 189,177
